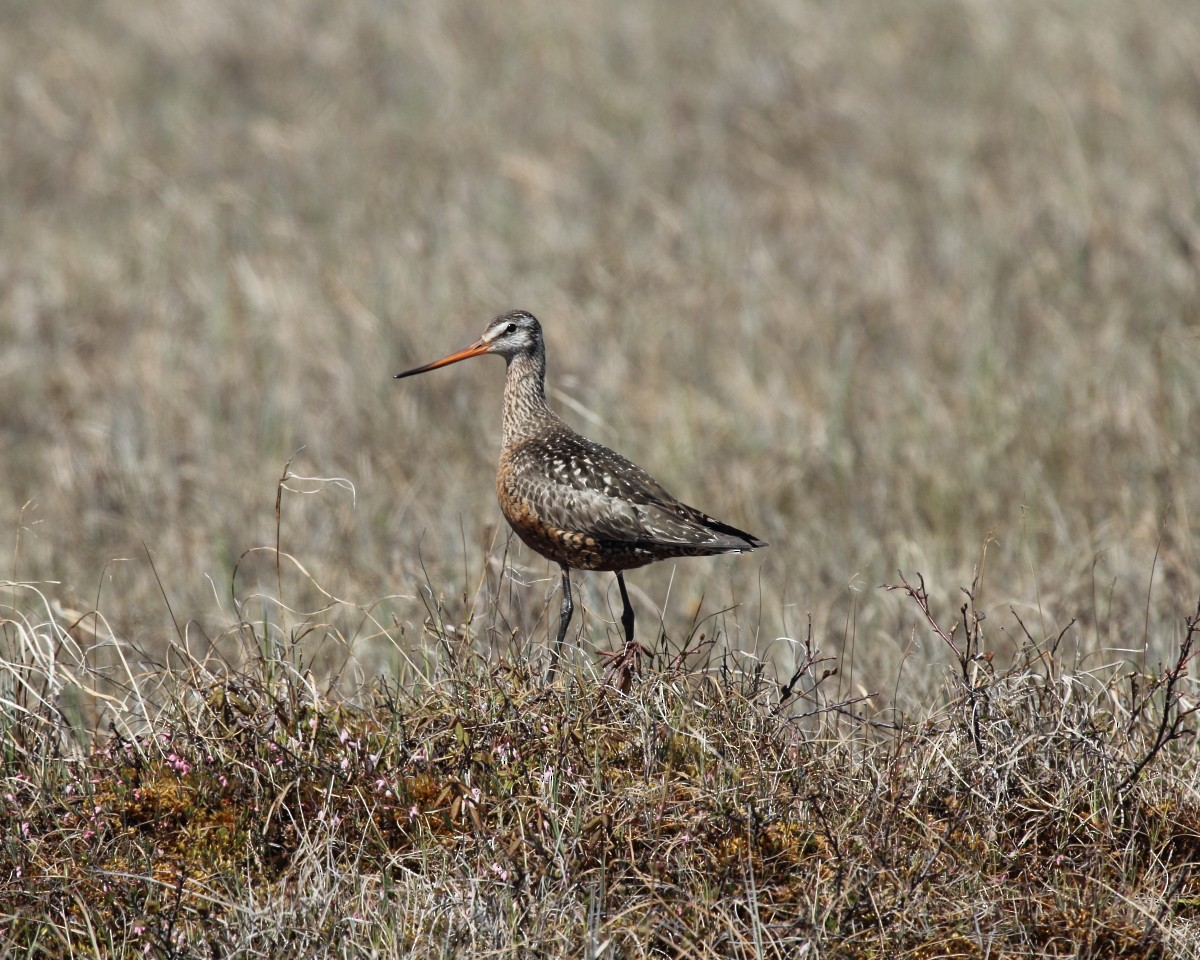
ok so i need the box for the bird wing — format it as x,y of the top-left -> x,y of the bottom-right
506,431 -> 762,552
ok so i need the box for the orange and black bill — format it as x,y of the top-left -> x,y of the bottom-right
394,339 -> 492,380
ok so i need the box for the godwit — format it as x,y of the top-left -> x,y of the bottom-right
395,310 -> 766,676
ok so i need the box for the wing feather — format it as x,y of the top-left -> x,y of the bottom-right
504,430 -> 763,554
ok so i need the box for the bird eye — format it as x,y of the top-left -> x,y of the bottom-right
504,323 -> 517,335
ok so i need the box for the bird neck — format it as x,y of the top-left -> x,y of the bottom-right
502,349 -> 562,444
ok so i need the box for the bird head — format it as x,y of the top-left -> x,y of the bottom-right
394,310 -> 542,379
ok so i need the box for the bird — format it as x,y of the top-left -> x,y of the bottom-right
394,310 -> 767,677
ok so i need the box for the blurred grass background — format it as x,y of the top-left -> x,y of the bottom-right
1,0 -> 1198,699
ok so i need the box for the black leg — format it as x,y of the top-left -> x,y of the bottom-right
597,573 -> 645,689
548,564 -> 573,682
616,572 -> 635,645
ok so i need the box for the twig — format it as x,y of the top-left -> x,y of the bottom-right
1117,599 -> 1200,796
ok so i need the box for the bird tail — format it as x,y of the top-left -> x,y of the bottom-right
698,514 -> 767,551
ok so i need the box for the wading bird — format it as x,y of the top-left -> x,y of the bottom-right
395,310 -> 766,677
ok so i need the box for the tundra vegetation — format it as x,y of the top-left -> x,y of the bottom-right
2,1 -> 1199,956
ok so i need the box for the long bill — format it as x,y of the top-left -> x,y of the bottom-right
394,339 -> 491,379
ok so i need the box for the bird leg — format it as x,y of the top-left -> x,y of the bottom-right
616,572 -> 636,645
597,572 -> 649,690
547,563 -> 573,682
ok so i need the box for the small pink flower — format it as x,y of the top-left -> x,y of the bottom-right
166,753 -> 192,776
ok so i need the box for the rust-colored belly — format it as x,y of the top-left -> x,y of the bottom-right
497,486 -> 619,570
496,466 -> 654,572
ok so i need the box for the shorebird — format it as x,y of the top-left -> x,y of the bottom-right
394,310 -> 766,676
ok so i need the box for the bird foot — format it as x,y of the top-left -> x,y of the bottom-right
597,640 -> 649,692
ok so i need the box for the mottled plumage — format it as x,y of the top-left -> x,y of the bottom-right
498,429 -> 761,571
395,310 -> 766,675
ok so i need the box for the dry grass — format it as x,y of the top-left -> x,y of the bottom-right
2,0 -> 1200,954
3,580 -> 1200,956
